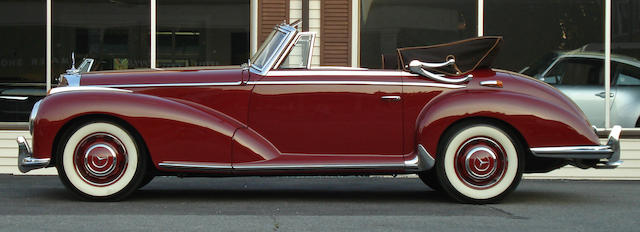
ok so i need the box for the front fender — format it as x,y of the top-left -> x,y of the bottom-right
417,90 -> 600,158
32,90 -> 244,167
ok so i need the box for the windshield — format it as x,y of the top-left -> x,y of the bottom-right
251,30 -> 288,71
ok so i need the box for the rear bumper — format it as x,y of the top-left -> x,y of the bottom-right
17,136 -> 51,173
530,125 -> 622,169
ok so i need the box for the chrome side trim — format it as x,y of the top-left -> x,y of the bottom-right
159,161 -> 405,172
17,136 -> 50,173
233,163 -> 404,171
158,162 -> 232,171
246,80 -> 464,89
265,70 -> 416,77
49,86 -> 133,95
95,81 -> 243,88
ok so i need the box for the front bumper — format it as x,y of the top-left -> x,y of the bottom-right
530,125 -> 622,169
17,136 -> 50,173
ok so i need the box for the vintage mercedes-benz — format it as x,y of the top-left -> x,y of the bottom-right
17,22 -> 622,203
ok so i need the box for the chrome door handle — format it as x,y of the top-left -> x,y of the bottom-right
381,96 -> 401,102
595,92 -> 614,98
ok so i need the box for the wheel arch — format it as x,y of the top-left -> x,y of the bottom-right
50,114 -> 150,169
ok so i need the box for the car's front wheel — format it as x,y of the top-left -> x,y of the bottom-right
56,120 -> 147,201
436,122 -> 524,204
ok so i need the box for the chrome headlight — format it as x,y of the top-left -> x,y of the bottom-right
29,100 -> 42,136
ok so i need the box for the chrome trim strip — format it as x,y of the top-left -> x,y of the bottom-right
158,162 -> 232,170
17,136 -> 50,173
246,80 -> 464,89
266,70 -> 416,77
234,163 -> 404,171
159,161 -> 405,172
49,86 -> 133,94
93,81 -> 243,88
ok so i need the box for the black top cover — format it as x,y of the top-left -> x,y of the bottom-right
382,36 -> 502,76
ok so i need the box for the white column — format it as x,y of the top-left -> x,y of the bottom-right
477,0 -> 483,37
250,0 -> 258,56
351,0 -> 360,67
605,0 -> 611,129
46,0 -> 51,91
150,0 -> 157,69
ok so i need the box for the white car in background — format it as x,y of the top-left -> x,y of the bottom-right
521,50 -> 640,128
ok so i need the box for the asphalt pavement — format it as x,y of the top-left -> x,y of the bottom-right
0,175 -> 638,231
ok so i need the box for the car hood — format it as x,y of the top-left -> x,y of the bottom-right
78,66 -> 244,86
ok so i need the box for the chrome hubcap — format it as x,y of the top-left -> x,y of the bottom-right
455,137 -> 507,189
74,133 -> 128,186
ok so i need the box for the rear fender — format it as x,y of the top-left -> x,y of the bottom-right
417,90 -> 600,158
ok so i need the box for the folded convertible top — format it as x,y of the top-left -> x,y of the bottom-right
382,36 -> 503,76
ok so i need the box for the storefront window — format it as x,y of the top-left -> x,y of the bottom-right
485,0 -> 608,128
360,0 -> 477,69
157,0 -> 250,67
612,0 -> 640,128
0,0 -> 46,122
52,0 -> 150,78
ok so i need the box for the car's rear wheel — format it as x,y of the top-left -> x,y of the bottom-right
56,120 -> 147,201
436,122 -> 524,204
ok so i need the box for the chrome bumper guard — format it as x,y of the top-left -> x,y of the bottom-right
16,136 -> 50,173
530,125 -> 622,169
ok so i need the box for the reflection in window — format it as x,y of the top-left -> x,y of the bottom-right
360,0 -> 476,69
486,0 -> 603,72
52,0 -> 150,79
158,0 -> 249,67
616,63 -> 640,86
545,58 -> 604,86
0,0 -> 46,122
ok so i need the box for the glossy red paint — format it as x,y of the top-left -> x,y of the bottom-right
247,70 -> 403,156
413,69 -> 600,158
32,90 -> 242,167
32,66 -> 601,176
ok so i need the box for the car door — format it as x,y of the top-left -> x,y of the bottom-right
543,57 -> 612,127
247,70 -> 404,157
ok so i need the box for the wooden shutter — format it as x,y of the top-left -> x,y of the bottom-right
320,0 -> 352,66
258,0 -> 290,44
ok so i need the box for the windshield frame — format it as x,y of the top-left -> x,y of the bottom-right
249,24 -> 298,75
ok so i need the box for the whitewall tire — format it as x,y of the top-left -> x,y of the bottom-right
56,120 -> 147,201
436,122 -> 524,204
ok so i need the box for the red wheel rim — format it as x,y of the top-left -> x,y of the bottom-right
454,137 -> 507,189
73,132 -> 128,186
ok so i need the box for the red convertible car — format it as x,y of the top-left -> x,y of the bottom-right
17,22 -> 621,203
